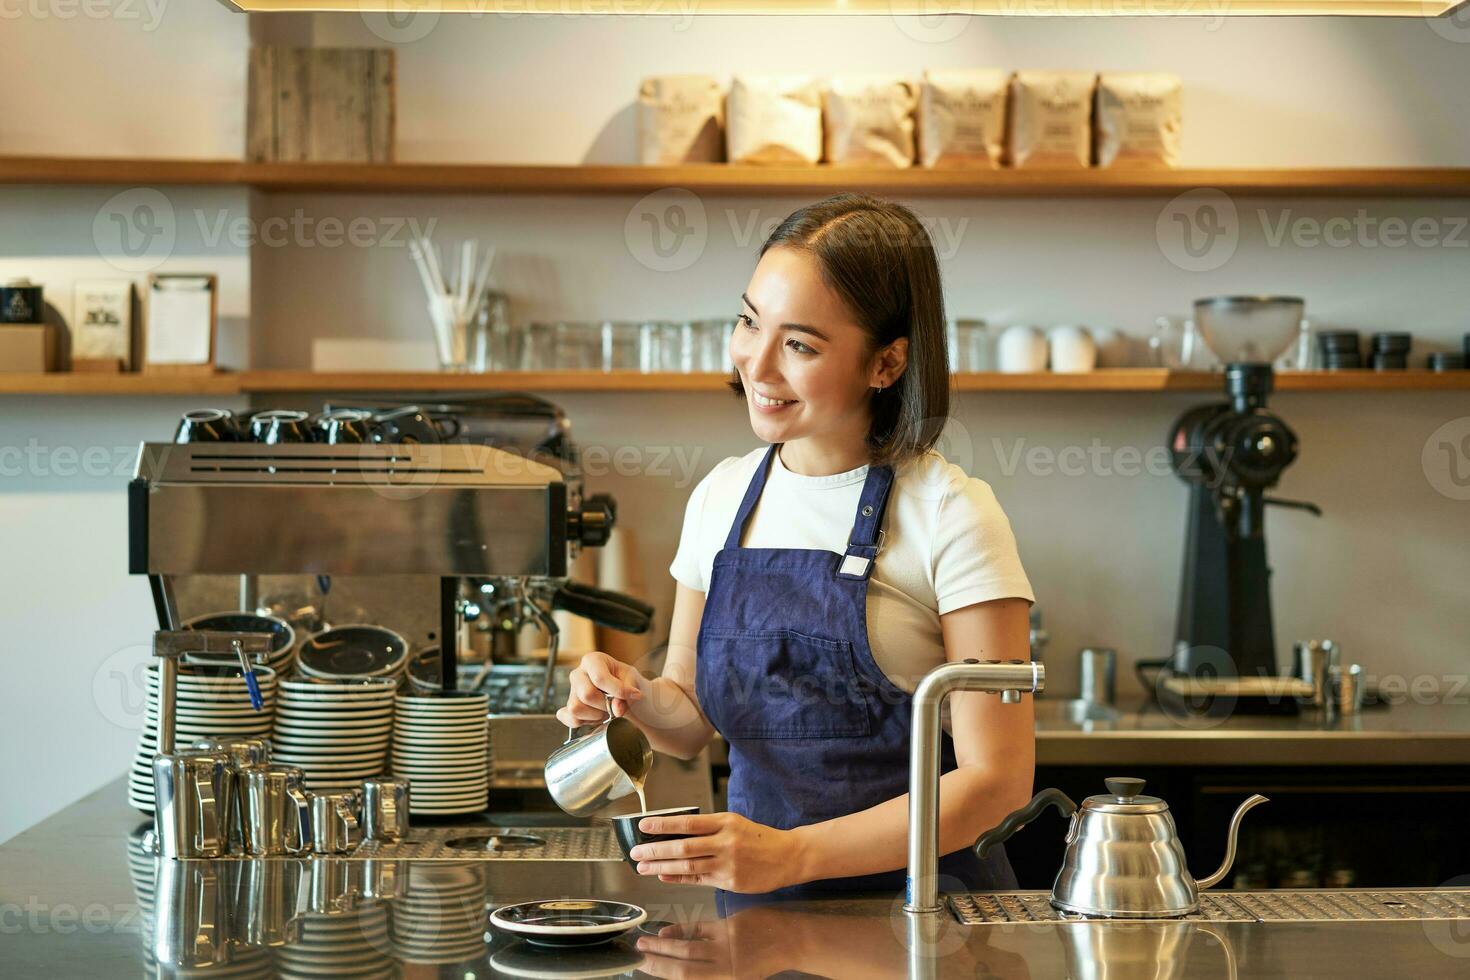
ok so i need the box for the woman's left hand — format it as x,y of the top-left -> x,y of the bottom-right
628,812 -> 805,893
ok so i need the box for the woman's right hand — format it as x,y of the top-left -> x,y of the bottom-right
556,651 -> 646,729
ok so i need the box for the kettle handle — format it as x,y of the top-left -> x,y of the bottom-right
974,788 -> 1077,859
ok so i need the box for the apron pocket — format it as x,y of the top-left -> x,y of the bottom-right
698,628 -> 874,739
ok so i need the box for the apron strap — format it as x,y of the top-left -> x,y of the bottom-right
723,444 -> 781,550
836,462 -> 896,581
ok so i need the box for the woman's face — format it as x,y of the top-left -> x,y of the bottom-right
731,246 -> 888,449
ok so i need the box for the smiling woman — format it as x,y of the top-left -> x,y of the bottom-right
727,194 -> 952,472
559,194 -> 1037,901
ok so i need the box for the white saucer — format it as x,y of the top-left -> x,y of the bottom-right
273,716 -> 392,732
273,734 -> 390,749
392,731 -> 485,745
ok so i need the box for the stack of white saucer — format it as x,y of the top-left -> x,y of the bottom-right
271,677 -> 397,794
277,906 -> 394,979
128,663 -> 277,813
390,691 -> 490,815
390,864 -> 489,965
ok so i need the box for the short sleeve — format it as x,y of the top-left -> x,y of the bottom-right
668,467 -> 715,593
932,473 -> 1035,615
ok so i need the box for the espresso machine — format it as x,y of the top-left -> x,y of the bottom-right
1161,297 -> 1321,714
130,396 -> 658,851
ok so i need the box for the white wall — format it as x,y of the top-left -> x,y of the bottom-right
0,1 -> 247,157
3,9 -> 1470,842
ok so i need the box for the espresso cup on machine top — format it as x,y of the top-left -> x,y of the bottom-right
249,409 -> 314,444
174,408 -> 239,444
315,408 -> 376,445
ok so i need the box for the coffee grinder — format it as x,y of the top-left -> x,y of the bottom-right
1162,296 -> 1321,714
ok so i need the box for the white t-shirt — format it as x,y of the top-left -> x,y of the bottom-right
669,445 -> 1035,692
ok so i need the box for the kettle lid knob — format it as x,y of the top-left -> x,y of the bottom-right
1104,776 -> 1147,801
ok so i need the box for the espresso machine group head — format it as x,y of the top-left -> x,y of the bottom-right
1164,298 -> 1321,712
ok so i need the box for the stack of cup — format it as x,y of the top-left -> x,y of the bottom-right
1316,331 -> 1362,369
1369,332 -> 1410,371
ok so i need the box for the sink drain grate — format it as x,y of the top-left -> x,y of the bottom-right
950,889 -> 1470,925
354,825 -> 621,862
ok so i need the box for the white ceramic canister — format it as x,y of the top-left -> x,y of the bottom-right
1048,325 -> 1097,373
996,325 -> 1048,374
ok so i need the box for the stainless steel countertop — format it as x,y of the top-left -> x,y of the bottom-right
1033,699 -> 1470,766
4,780 -> 1469,978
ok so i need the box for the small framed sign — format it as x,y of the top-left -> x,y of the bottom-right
144,274 -> 217,374
72,279 -> 134,372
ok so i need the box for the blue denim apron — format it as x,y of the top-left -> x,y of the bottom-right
695,444 -> 1017,902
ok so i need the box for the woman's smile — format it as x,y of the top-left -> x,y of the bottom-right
750,389 -> 799,412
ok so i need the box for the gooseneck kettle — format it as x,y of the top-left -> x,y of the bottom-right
974,776 -> 1268,918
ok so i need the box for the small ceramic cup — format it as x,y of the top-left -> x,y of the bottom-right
610,806 -> 701,869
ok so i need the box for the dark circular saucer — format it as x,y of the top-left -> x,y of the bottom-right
489,900 -> 647,948
298,625 -> 407,680
183,612 -> 296,657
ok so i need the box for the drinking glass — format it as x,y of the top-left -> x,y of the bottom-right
520,322 -> 555,371
639,320 -> 687,373
692,318 -> 734,372
554,321 -> 600,370
1150,316 -> 1218,371
472,290 -> 512,372
949,318 -> 993,372
600,321 -> 642,372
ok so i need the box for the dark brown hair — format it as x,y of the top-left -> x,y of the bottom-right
728,193 -> 951,467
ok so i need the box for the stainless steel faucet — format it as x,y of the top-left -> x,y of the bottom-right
905,658 -> 1045,914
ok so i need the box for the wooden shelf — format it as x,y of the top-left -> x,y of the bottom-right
3,369 -> 1468,397
5,156 -> 1470,198
240,370 -> 732,393
0,372 -> 242,396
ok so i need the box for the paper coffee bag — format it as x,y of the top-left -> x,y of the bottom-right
726,75 -> 823,165
1009,70 -> 1095,169
638,75 -> 725,166
1095,72 -> 1182,169
823,75 -> 917,168
918,69 -> 1009,169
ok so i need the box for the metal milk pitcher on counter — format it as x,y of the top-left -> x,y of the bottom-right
544,695 -> 652,817
153,750 -> 231,859
310,791 -> 362,854
974,777 -> 1268,918
193,735 -> 272,850
240,763 -> 311,856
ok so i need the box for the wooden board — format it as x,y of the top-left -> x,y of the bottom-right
248,47 -> 395,163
